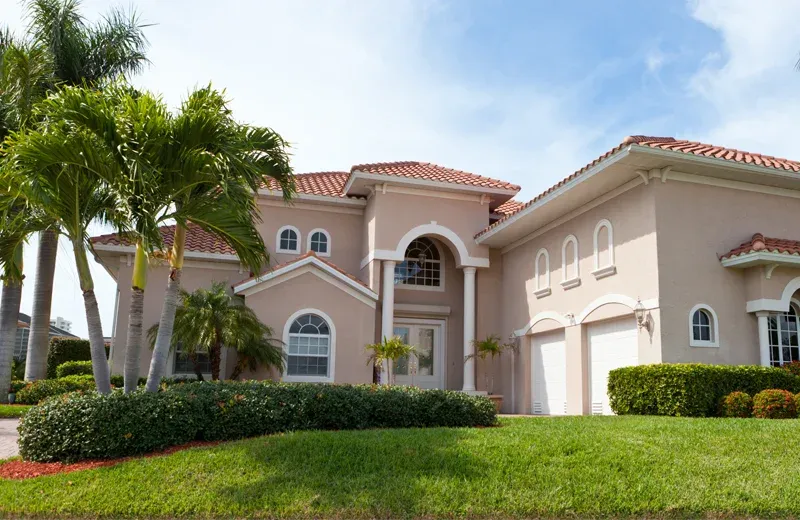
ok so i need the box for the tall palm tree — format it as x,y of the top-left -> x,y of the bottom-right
147,282 -> 285,381
143,87 -> 294,392
17,0 -> 149,382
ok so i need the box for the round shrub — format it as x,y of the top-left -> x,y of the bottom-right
782,360 -> 800,377
753,389 -> 798,419
720,391 -> 752,418
18,381 -> 498,462
56,360 -> 93,378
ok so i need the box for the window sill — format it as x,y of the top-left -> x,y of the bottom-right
560,277 -> 581,290
533,287 -> 551,299
689,341 -> 719,348
311,251 -> 331,258
282,375 -> 334,383
276,249 -> 301,255
395,284 -> 445,292
591,265 -> 617,280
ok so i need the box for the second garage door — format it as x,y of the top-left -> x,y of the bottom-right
588,318 -> 638,415
531,330 -> 567,415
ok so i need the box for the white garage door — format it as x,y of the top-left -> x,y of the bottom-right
531,330 -> 567,415
588,318 -> 638,415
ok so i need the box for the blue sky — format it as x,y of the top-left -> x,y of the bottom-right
4,0 -> 800,337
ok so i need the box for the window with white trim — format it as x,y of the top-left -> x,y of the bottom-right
534,248 -> 550,298
276,226 -> 300,254
308,229 -> 330,256
592,219 -> 616,278
560,235 -> 580,289
394,237 -> 442,288
768,305 -> 799,366
287,314 -> 331,377
689,304 -> 719,348
173,343 -> 211,375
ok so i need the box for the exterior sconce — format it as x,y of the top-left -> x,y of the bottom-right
634,298 -> 650,332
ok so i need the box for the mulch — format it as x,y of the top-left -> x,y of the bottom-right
0,440 -> 220,480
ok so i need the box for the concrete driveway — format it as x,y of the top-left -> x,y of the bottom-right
0,419 -> 19,459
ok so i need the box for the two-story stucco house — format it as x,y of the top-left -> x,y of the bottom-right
91,135 -> 800,415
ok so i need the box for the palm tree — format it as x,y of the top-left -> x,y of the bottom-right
365,336 -> 416,386
16,0 -> 149,382
146,282 -> 285,381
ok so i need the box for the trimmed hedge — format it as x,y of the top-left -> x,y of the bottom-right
608,363 -> 800,417
753,389 -> 797,419
19,381 -> 498,462
46,338 -> 98,379
720,391 -> 752,418
56,360 -> 93,378
15,374 -> 155,404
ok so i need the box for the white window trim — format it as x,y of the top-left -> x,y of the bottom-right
560,234 -> 580,289
282,308 -> 336,383
307,228 -> 331,257
591,219 -> 616,279
689,304 -> 719,348
395,238 -> 445,292
276,225 -> 301,254
534,248 -> 551,298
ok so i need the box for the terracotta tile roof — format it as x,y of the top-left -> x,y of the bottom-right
262,171 -> 357,198
90,224 -> 237,256
720,233 -> 800,260
232,251 -> 372,291
494,200 -> 524,216
477,135 -> 800,238
350,161 -> 521,191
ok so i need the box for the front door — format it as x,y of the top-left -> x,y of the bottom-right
392,320 -> 444,389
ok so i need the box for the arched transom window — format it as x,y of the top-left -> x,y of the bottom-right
768,305 -> 799,366
287,313 -> 331,377
394,237 -> 442,288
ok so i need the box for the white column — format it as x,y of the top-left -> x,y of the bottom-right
380,260 -> 396,384
757,311 -> 771,367
462,266 -> 477,392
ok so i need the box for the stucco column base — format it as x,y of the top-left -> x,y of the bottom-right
462,267 -> 477,392
564,324 -> 588,415
380,260 -> 396,384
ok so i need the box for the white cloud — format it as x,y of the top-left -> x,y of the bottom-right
688,0 -> 800,156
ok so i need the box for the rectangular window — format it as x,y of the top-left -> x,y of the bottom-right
173,348 -> 210,374
769,312 -> 800,366
287,335 -> 329,376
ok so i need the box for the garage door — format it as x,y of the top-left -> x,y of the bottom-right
588,318 -> 638,415
531,330 -> 567,415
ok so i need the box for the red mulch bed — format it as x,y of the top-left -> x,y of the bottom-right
0,440 -> 220,480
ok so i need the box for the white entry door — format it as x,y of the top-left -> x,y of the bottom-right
392,320 -> 445,389
531,330 -> 567,415
588,318 -> 638,415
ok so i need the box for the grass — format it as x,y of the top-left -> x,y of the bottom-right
0,404 -> 31,418
3,416 -> 800,518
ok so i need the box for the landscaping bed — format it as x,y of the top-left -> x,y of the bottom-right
5,416 -> 800,518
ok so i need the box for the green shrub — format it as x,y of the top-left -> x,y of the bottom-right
46,338 -> 97,379
16,375 -> 97,404
56,360 -> 94,378
19,381 -> 497,462
781,360 -> 800,377
753,389 -> 797,419
608,363 -> 800,417
9,380 -> 26,394
795,393 -> 800,413
720,391 -> 753,418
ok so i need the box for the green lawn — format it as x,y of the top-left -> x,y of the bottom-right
0,404 -> 31,418
3,416 -> 800,518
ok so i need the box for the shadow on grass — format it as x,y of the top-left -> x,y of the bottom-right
209,426 -> 485,517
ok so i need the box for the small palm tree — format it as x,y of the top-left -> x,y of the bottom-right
147,282 -> 284,381
365,336 -> 416,386
466,335 -> 518,395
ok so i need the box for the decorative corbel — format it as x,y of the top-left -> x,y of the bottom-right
765,263 -> 780,279
635,169 -> 650,185
661,165 -> 672,183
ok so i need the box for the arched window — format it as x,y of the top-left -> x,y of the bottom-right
276,225 -> 300,254
560,235 -> 580,289
394,237 -> 443,290
308,229 -> 331,256
284,311 -> 334,381
534,248 -> 551,298
592,219 -> 616,279
768,304 -> 799,366
689,304 -> 719,348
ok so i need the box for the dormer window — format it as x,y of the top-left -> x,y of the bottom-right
394,237 -> 443,290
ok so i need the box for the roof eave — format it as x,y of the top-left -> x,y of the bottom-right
720,251 -> 800,269
344,171 -> 520,200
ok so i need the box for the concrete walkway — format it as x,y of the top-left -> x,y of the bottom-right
0,419 -> 19,459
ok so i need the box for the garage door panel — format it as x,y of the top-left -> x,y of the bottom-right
589,318 -> 638,416
532,331 -> 566,416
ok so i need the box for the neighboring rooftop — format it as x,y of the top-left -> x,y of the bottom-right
91,224 -> 238,256
720,233 -> 800,261
17,312 -> 78,338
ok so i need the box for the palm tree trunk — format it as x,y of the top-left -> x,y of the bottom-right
24,229 -> 58,381
189,352 -> 205,382
210,331 -> 222,380
73,241 -> 111,394
123,241 -> 147,393
145,225 -> 185,392
0,280 -> 22,404
230,358 -> 245,381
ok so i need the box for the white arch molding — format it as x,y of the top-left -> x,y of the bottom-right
747,276 -> 800,313
592,219 -> 616,279
282,308 -> 337,383
560,234 -> 580,289
534,248 -> 551,298
359,222 -> 490,269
